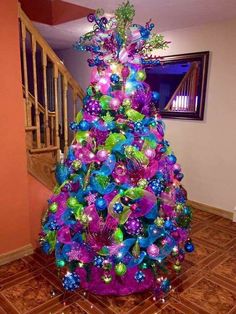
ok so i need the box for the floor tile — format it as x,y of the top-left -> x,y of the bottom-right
0,272 -> 62,314
181,277 -> 236,313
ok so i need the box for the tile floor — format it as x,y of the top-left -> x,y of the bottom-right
0,208 -> 236,314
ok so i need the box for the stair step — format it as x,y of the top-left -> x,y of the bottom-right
29,146 -> 58,154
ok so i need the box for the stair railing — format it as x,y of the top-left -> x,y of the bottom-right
164,62 -> 199,112
18,3 -> 84,161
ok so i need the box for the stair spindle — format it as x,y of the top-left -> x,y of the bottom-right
42,51 -> 50,146
32,36 -> 41,148
53,65 -> 60,162
63,76 -> 69,155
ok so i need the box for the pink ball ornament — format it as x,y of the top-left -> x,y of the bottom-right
96,150 -> 109,162
109,97 -> 121,110
144,148 -> 156,159
147,244 -> 159,258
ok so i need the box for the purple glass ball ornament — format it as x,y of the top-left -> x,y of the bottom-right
124,217 -> 143,236
147,244 -> 160,258
96,149 -> 108,162
84,99 -> 101,116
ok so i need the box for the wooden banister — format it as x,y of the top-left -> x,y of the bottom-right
18,3 -> 85,189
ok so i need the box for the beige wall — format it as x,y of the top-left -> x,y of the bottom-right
58,18 -> 236,213
160,18 -> 236,212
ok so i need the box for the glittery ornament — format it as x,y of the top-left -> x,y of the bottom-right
84,99 -> 101,115
134,270 -> 145,283
147,244 -> 160,258
124,217 -> 143,236
94,256 -> 104,268
113,202 -> 124,214
62,272 -> 80,291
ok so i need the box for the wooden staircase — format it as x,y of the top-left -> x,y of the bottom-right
18,4 -> 85,189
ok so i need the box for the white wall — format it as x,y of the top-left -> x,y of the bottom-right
57,18 -> 236,212
56,49 -> 91,92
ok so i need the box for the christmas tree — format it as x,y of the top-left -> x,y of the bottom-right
40,1 -> 194,299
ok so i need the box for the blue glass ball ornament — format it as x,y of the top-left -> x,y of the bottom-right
160,278 -> 171,293
94,256 -> 104,268
167,154 -> 177,165
185,241 -> 195,253
151,91 -> 160,103
95,197 -> 107,211
134,121 -> 143,133
48,220 -> 59,231
83,95 -> 90,105
113,202 -> 124,214
79,120 -> 91,131
42,241 -> 50,254
62,272 -> 80,291
134,270 -> 145,283
164,219 -> 173,230
110,73 -> 120,84
176,172 -> 184,181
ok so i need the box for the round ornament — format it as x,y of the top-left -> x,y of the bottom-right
184,241 -> 194,253
124,217 -> 143,236
84,99 -> 101,115
79,120 -> 91,131
135,270 -> 145,283
147,244 -> 160,258
62,272 -> 80,291
110,73 -> 120,84
115,263 -> 127,276
113,202 -> 124,214
136,70 -> 146,81
49,202 -> 58,213
95,197 -> 107,211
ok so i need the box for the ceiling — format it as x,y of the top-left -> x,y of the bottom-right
34,0 -> 236,50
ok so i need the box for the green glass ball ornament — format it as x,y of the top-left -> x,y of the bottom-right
113,228 -> 124,243
100,95 -> 112,110
136,70 -> 146,81
72,160 -> 82,171
56,259 -> 65,267
115,263 -> 127,276
101,274 -> 112,284
67,197 -> 79,209
49,202 -> 58,213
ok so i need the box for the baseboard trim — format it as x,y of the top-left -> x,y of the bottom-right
187,199 -> 235,221
0,244 -> 34,266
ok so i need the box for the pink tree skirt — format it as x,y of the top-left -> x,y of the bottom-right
76,266 -> 154,295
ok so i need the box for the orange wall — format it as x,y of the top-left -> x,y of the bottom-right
0,0 -> 31,254
28,175 -> 51,248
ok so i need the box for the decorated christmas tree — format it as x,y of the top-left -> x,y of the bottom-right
40,1 -> 194,299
